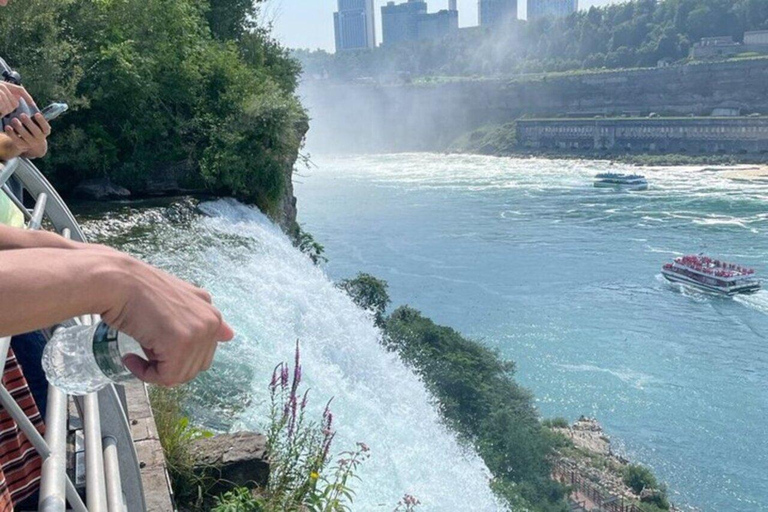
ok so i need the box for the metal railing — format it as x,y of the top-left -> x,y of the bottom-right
0,158 -> 146,511
553,461 -> 644,512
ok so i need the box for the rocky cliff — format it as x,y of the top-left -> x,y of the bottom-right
301,58 -> 768,153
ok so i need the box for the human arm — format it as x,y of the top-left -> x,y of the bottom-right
0,223 -> 81,251
0,246 -> 234,386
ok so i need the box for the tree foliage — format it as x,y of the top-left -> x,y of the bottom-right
383,306 -> 566,511
0,0 -> 306,214
338,273 -> 391,326
296,0 -> 768,79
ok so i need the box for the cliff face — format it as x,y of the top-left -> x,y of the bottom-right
274,117 -> 310,234
301,58 -> 768,153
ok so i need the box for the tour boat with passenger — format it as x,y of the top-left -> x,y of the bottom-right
594,173 -> 648,190
662,255 -> 761,296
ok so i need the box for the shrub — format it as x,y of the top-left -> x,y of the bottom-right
338,273 -> 391,326
542,417 -> 570,429
622,464 -> 658,495
258,341 -> 370,512
384,306 -> 566,510
149,386 -> 215,509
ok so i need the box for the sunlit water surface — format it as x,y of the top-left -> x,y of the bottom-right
293,154 -> 768,512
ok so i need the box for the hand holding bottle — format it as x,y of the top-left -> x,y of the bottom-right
99,251 -> 235,387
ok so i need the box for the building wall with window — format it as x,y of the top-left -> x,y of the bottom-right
517,118 -> 768,154
527,0 -> 577,21
381,0 -> 458,46
479,0 -> 517,26
382,0 -> 427,46
334,0 -> 376,51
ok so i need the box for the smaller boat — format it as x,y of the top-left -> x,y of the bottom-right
594,173 -> 648,190
662,255 -> 761,296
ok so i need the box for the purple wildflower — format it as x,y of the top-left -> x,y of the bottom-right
280,364 -> 289,388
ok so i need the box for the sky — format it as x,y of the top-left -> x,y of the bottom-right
264,0 -> 618,51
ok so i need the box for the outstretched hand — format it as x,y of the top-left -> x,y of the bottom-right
97,250 -> 235,387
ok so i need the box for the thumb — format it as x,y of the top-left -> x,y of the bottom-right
217,321 -> 235,342
123,354 -> 164,385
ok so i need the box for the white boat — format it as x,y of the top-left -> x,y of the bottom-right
662,255 -> 761,296
594,173 -> 648,190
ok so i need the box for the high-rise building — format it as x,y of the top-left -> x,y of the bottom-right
381,0 -> 459,46
478,0 -> 518,26
382,0 -> 427,46
527,0 -> 577,21
334,0 -> 376,52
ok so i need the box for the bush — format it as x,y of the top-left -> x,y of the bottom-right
0,0 -> 307,214
542,417 -> 570,429
623,464 -> 658,495
259,342 -> 372,512
338,273 -> 391,326
149,386 -> 215,509
384,306 -> 566,511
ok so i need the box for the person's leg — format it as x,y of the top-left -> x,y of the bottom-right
10,331 -> 48,418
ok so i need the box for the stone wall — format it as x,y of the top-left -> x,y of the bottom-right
301,58 -> 768,153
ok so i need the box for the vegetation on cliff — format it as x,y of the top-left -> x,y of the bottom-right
339,273 -> 566,511
0,0 -> 306,216
296,0 -> 768,79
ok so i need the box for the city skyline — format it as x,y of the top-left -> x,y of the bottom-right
266,0 -> 618,51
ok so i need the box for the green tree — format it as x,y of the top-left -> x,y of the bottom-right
338,273 -> 391,326
0,0 -> 307,218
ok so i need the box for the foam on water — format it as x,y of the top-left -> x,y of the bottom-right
734,290 -> 768,315
111,199 -> 503,511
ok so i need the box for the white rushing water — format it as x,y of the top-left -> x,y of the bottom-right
102,198 -> 502,511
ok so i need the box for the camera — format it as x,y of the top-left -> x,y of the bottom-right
0,56 -> 39,130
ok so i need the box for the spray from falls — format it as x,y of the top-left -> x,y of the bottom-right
100,198 -> 503,511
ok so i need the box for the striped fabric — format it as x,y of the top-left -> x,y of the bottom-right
0,348 -> 44,511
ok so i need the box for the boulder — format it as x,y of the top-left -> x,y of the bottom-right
191,431 -> 269,491
73,178 -> 131,200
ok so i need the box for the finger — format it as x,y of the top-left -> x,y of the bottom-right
216,320 -> 235,341
11,118 -> 31,141
20,114 -> 43,138
122,355 -> 168,386
202,345 -> 216,371
4,126 -> 28,151
32,113 -> 51,136
6,84 -> 36,108
0,84 -> 19,111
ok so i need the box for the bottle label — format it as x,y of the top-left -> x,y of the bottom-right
92,323 -> 134,384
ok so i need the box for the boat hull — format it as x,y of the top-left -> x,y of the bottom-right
662,270 -> 761,296
594,181 -> 648,191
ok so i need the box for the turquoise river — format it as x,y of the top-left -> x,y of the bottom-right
294,154 -> 768,512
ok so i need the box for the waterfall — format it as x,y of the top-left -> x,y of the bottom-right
106,198 -> 503,511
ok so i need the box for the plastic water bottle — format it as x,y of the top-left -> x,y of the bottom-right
42,322 -> 146,395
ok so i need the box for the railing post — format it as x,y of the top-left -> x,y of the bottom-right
103,436 -> 126,512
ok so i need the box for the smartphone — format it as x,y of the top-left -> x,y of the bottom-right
40,103 -> 68,122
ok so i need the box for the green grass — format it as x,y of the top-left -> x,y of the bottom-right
149,386 -> 217,510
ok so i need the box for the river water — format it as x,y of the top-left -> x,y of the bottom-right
294,153 -> 768,512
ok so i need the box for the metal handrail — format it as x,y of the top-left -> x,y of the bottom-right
0,158 -> 146,511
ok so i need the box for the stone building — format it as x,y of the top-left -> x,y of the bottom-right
517,117 -> 768,154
